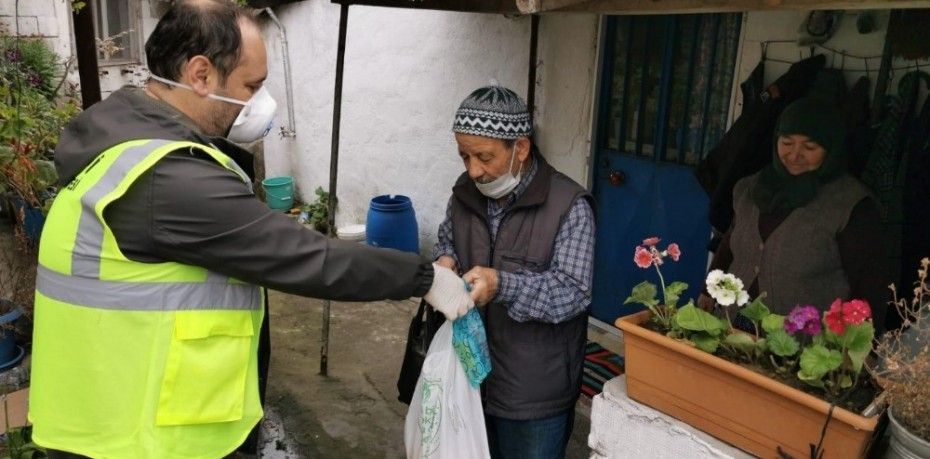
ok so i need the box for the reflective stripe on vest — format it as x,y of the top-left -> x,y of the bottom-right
30,139 -> 263,459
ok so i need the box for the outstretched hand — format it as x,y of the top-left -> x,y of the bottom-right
424,264 -> 474,321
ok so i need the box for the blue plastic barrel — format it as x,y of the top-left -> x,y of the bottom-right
366,195 -> 419,254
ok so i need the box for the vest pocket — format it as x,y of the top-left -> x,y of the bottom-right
498,250 -> 548,273
156,311 -> 254,426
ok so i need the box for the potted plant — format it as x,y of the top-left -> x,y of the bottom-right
0,226 -> 36,371
617,237 -> 880,459
0,30 -> 79,367
871,258 -> 930,459
0,34 -> 80,243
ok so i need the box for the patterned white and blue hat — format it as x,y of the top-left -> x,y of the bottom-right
453,85 -> 533,140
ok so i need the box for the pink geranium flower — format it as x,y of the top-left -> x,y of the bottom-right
842,299 -> 871,325
634,246 -> 653,269
666,243 -> 681,262
642,237 -> 661,246
825,298 -> 846,334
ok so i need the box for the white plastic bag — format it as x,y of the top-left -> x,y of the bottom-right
405,321 -> 490,459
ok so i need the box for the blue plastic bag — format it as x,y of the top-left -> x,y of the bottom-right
452,282 -> 491,387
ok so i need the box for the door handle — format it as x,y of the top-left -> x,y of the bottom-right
609,170 -> 626,187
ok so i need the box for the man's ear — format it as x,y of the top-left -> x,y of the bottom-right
181,55 -> 215,97
515,137 -> 532,163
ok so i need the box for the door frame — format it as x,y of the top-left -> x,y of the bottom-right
585,12 -> 746,331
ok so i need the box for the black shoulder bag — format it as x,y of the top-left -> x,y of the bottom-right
396,299 -> 445,405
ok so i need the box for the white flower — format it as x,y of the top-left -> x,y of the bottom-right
732,277 -> 745,292
737,290 -> 750,307
706,270 -> 750,307
706,269 -> 725,288
714,289 -> 737,306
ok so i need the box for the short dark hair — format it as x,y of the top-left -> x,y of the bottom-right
145,0 -> 253,84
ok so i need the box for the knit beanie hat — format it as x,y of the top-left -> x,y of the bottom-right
752,95 -> 848,213
452,85 -> 533,140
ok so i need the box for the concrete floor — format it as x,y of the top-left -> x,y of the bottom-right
260,291 -> 599,458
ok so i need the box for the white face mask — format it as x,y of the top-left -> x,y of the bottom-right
149,74 -> 278,143
475,143 -> 522,199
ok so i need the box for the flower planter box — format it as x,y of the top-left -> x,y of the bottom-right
616,310 -> 880,459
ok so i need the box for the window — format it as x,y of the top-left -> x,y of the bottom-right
600,14 -> 742,166
91,0 -> 140,64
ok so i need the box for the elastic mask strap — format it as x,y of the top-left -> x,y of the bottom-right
149,74 -> 246,106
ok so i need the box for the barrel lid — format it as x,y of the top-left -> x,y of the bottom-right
337,224 -> 367,239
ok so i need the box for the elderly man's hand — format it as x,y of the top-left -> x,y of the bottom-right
463,266 -> 499,306
436,255 -> 458,273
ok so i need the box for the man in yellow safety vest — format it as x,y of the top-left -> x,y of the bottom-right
30,1 -> 473,458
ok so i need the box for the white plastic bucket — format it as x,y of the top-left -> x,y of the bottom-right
337,224 -> 367,242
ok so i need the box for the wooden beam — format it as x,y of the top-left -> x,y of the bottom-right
555,0 -> 930,14
72,3 -> 101,109
517,0 -> 589,14
333,0 -> 520,14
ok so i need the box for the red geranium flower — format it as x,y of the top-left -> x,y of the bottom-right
825,298 -> 846,334
642,237 -> 661,246
666,243 -> 681,262
842,299 -> 871,325
634,246 -> 653,269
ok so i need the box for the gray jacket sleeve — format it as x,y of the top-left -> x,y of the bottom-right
104,151 -> 434,300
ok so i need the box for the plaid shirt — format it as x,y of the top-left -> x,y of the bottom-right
432,158 -> 595,324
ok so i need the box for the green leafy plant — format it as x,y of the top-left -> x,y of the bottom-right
299,187 -> 330,234
626,235 -> 876,402
1,427 -> 46,459
0,35 -> 80,212
624,237 -> 684,330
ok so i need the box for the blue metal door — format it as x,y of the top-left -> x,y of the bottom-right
591,14 -> 742,325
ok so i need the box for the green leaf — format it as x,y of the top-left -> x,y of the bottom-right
767,330 -> 801,357
663,281 -> 688,308
840,322 -> 875,354
799,345 -> 844,381
739,296 -> 770,322
848,348 -> 870,374
691,332 -> 720,353
762,314 -> 785,334
724,333 -> 757,352
839,374 -> 853,389
624,281 -> 659,308
675,303 -> 726,336
797,369 -> 826,388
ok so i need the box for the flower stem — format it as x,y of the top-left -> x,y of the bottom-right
723,306 -> 734,331
653,263 -> 670,326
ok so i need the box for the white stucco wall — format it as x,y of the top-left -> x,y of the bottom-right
731,10 -> 930,119
259,2 -> 599,254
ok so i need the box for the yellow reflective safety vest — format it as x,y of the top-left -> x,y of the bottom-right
30,139 -> 264,459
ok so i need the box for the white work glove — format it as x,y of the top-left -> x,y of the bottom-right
424,263 -> 474,321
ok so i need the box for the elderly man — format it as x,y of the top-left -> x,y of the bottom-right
434,86 -> 596,458
29,2 -> 472,458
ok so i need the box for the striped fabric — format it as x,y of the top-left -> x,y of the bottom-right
581,342 -> 624,399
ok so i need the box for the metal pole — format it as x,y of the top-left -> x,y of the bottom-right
527,14 -> 540,119
321,2 -> 349,377
72,1 -> 101,109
